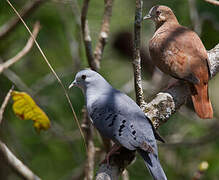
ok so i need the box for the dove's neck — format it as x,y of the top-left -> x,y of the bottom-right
84,79 -> 113,111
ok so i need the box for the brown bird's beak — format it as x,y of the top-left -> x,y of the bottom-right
68,80 -> 77,89
143,14 -> 152,20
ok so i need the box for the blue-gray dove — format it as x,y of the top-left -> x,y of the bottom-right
69,69 -> 167,180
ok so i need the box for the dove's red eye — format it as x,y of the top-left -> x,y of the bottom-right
81,75 -> 86,80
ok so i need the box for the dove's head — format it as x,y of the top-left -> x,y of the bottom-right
143,5 -> 178,28
69,69 -> 111,92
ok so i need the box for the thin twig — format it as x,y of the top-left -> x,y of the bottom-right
0,0 -> 46,40
0,86 -> 14,124
0,140 -> 41,180
94,0 -> 114,68
7,0 -> 87,151
204,0 -> 219,6
0,22 -> 40,74
81,108 -> 95,180
132,0 -> 145,107
81,0 -> 96,70
2,68 -> 34,95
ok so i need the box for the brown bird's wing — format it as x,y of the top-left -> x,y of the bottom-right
160,26 -> 208,82
164,26 -> 213,119
150,25 -> 213,119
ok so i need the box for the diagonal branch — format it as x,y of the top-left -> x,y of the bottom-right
0,22 -> 40,74
0,140 -> 41,180
0,0 -> 46,40
94,0 -> 114,69
0,86 -> 14,124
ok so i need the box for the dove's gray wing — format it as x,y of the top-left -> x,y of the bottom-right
89,90 -> 167,180
88,89 -> 157,152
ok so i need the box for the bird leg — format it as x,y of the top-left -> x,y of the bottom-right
102,143 -> 122,165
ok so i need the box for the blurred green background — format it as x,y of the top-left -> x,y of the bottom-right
0,0 -> 219,179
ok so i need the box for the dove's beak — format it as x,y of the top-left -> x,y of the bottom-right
69,80 -> 77,89
143,14 -> 152,20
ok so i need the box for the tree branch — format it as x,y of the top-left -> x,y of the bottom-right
81,0 -> 114,71
82,108 -> 95,180
0,140 -> 41,180
0,22 -> 40,74
0,86 -> 14,124
132,0 -> 145,107
93,0 -> 113,68
81,0 -> 96,70
0,0 -> 45,40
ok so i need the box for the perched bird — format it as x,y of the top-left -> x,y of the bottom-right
143,5 -> 213,119
69,69 -> 167,180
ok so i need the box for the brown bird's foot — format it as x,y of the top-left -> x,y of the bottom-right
101,144 -> 122,165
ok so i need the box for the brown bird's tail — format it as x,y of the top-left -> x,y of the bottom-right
190,83 -> 213,119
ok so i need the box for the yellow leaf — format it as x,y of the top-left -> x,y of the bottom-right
11,91 -> 51,132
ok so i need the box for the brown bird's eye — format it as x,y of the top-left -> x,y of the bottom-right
81,75 -> 86,80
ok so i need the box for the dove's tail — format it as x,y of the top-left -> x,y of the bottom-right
137,149 -> 167,180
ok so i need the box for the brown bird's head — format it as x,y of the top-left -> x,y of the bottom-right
143,5 -> 178,29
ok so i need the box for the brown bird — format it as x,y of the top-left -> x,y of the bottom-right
143,5 -> 213,119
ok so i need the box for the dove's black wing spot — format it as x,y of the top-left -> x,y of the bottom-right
108,114 -> 117,127
90,107 -> 98,118
122,120 -> 126,124
132,130 -> 136,135
118,123 -> 126,137
118,124 -> 125,132
105,113 -> 113,121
